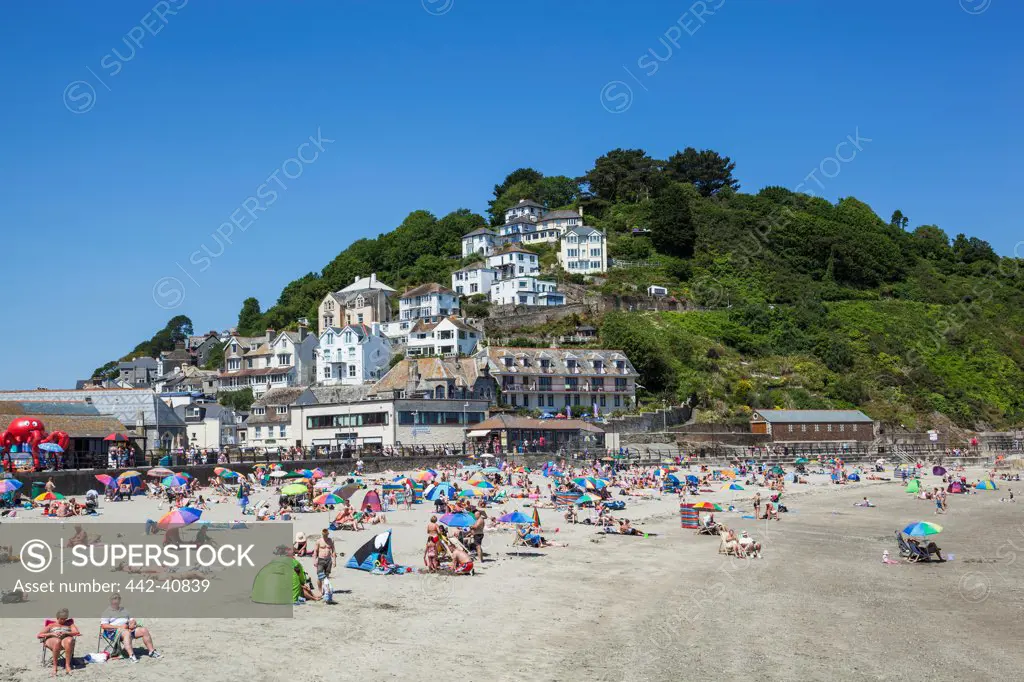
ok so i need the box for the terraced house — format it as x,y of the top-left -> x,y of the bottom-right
218,326 -> 317,397
477,347 -> 638,414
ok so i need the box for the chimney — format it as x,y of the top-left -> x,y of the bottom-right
578,206 -> 584,218
266,328 -> 275,344
297,322 -> 308,342
353,275 -> 359,284
370,273 -> 377,286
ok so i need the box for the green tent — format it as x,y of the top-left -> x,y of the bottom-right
251,558 -> 301,605
905,479 -> 921,494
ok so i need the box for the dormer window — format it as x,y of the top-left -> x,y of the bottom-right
276,406 -> 288,415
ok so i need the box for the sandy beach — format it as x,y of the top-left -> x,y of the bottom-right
2,465 -> 1023,682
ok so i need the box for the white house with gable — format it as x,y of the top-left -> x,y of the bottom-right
558,225 -> 608,275
452,263 -> 496,297
406,316 -> 482,357
316,323 -> 392,386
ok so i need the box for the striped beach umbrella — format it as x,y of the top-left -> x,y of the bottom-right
691,501 -> 722,511
162,474 -> 189,487
313,493 -> 343,506
0,479 -> 22,494
903,521 -> 942,537
976,480 -> 997,490
94,474 -> 115,487
157,507 -> 202,529
35,492 -> 64,502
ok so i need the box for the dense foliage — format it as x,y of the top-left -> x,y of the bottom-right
96,146 -> 1018,429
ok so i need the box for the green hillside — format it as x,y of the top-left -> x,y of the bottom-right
219,147 -> 1024,428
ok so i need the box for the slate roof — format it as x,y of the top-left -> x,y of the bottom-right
401,283 -> 457,298
371,358 -> 486,394
477,347 -> 636,377
470,415 -> 604,433
0,401 -> 130,438
753,409 -> 873,424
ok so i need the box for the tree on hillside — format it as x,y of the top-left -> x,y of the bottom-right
911,225 -> 951,260
489,168 -> 543,224
951,233 -> 998,265
648,183 -> 697,259
664,147 -> 739,197
599,312 -> 674,394
492,168 -> 543,199
889,209 -> 909,230
237,297 -> 262,335
535,175 -> 581,208
579,149 -> 663,203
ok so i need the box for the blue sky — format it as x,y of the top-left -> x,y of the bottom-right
0,0 -> 1019,388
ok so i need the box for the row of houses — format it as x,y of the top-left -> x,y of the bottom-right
243,347 -> 641,451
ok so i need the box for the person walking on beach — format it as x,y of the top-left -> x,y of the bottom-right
753,492 -> 761,519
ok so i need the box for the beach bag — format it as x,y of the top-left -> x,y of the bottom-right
778,504 -> 788,513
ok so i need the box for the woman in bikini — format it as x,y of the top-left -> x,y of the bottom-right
424,516 -> 440,571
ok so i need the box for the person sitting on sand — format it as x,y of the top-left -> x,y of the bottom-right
293,532 -> 311,557
449,545 -> 474,574
618,519 -> 644,537
517,525 -> 556,548
854,497 -> 875,507
65,525 -> 99,548
738,531 -> 761,558
333,502 -> 356,528
721,526 -> 744,556
38,608 -> 79,677
564,506 -> 579,524
908,538 -> 945,561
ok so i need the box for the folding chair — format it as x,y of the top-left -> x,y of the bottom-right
39,618 -> 74,668
98,626 -> 126,659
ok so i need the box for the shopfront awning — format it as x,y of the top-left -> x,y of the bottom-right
466,429 -> 493,438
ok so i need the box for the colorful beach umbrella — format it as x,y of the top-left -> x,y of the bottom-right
35,492 -> 64,501
576,493 -> 601,506
723,483 -> 745,491
269,470 -> 288,478
280,483 -> 309,496
691,501 -> 722,511
471,480 -> 495,489
439,512 -> 476,527
313,493 -> 343,506
213,467 -> 230,475
412,470 -> 435,482
103,433 -> 129,442
976,480 -> 997,490
498,511 -> 533,524
148,467 -> 174,477
425,482 -> 456,501
94,474 -> 115,487
219,470 -> 240,479
0,479 -> 22,493
795,458 -> 809,464
162,474 -> 189,487
118,470 -> 142,479
902,521 -> 943,537
458,488 -> 486,498
932,466 -> 947,476
335,484 -> 361,501
157,507 -> 202,529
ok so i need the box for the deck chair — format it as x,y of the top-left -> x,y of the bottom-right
98,626 -> 126,659
39,618 -> 75,667
895,531 -> 931,562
